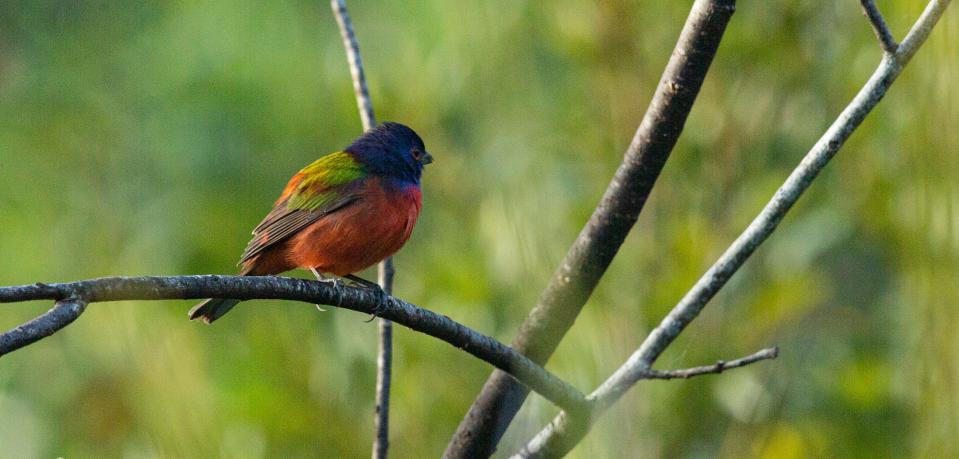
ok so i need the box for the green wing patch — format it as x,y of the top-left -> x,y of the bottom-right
239,151 -> 365,264
286,152 -> 364,210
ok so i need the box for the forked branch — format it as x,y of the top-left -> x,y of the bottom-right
0,275 -> 588,415
445,1 -> 738,455
514,1 -> 951,457
0,297 -> 87,354
860,0 -> 898,54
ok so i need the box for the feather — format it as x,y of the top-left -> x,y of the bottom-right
238,152 -> 366,264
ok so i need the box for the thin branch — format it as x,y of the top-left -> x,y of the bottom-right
0,297 -> 87,355
897,0 -> 951,63
515,1 -> 951,456
331,0 -> 376,131
329,1 -> 392,457
860,0 -> 898,54
0,275 -> 588,415
374,260 -> 395,459
445,1 -> 737,456
641,347 -> 778,380
373,311 -> 394,458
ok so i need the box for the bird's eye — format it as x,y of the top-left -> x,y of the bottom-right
411,149 -> 423,160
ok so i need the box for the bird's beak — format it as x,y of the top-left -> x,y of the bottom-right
421,151 -> 434,165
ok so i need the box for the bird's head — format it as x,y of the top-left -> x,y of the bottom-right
346,122 -> 433,185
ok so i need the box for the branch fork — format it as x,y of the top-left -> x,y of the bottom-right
860,0 -> 898,54
509,1 -> 951,456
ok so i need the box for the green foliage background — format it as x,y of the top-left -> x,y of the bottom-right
1,1 -> 957,457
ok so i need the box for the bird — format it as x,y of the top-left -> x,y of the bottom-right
189,122 -> 433,324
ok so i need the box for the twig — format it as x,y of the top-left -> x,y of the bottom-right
0,297 -> 87,354
641,347 -> 778,380
331,0 -> 376,130
514,1 -> 951,457
374,259 -> 395,459
445,1 -> 737,456
0,275 -> 588,415
860,0 -> 898,54
329,1 -> 392,457
509,349 -> 779,459
897,0 -> 951,63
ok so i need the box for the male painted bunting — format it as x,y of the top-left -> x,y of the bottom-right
189,122 -> 432,323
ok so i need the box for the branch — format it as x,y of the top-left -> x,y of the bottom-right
509,350 -> 779,459
641,347 -> 778,380
331,0 -> 376,131
0,276 -> 588,414
374,262 -> 394,459
329,1 -> 392,457
514,1 -> 951,456
859,0 -> 898,54
445,1 -> 737,456
0,297 -> 87,354
897,0 -> 951,63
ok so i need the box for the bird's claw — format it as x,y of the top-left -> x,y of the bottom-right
363,297 -> 389,323
311,271 -> 387,320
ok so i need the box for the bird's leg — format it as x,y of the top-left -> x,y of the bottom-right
310,267 -> 340,288
309,268 -> 338,311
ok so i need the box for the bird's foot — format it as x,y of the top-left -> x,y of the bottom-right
339,275 -> 389,322
309,268 -> 340,311
363,300 -> 389,323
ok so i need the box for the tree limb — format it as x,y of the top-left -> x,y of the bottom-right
513,1 -> 951,456
0,297 -> 87,355
859,0 -> 898,54
0,275 -> 589,415
329,1 -> 393,457
445,1 -> 737,456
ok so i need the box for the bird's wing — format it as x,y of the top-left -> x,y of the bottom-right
239,151 -> 365,264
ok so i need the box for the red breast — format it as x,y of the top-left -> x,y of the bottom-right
285,177 -> 422,276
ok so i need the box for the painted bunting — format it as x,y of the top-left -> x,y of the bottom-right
189,122 -> 432,323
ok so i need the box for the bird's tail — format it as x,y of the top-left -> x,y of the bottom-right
189,298 -> 241,324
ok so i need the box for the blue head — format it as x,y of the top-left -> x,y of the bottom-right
346,122 -> 433,185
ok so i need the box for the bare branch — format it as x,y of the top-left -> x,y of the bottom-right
641,347 -> 778,380
897,0 -> 952,63
0,275 -> 588,414
373,283 -> 394,459
0,297 -> 87,355
445,1 -> 737,456
329,1 -> 392,456
331,0 -> 376,131
374,260 -> 395,459
509,350 -> 779,459
514,1 -> 951,456
860,0 -> 898,54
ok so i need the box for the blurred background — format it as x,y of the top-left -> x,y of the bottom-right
0,0 -> 957,457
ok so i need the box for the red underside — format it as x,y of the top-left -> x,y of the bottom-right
243,177 -> 422,276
